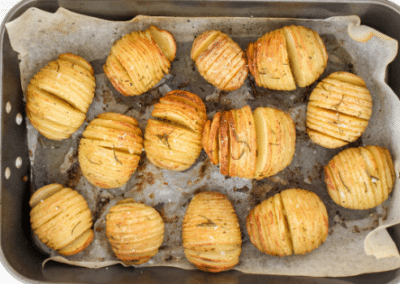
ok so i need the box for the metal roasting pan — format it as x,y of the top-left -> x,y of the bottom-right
2,0 -> 400,283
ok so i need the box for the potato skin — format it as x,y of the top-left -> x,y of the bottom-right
26,53 -> 95,140
306,71 -> 372,149
29,184 -> 93,256
325,145 -> 395,209
106,198 -> 164,265
182,192 -> 242,273
78,112 -> 143,189
191,30 -> 248,91
246,188 -> 329,256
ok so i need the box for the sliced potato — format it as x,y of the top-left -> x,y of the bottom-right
251,29 -> 296,90
283,25 -> 328,88
202,112 -> 222,165
30,184 -> 93,256
306,72 -> 372,149
144,90 -> 206,171
79,112 -> 143,189
246,188 -> 328,256
191,30 -> 248,91
106,198 -> 164,265
26,53 -> 95,140
254,107 -> 295,179
104,26 -> 176,97
247,25 -> 328,90
325,145 -> 395,209
182,192 -> 242,272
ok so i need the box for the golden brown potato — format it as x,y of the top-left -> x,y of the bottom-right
26,53 -> 96,140
182,192 -> 242,273
253,107 -> 296,179
29,183 -> 93,256
307,71 -> 373,148
202,106 -> 294,179
246,188 -> 328,256
79,112 -> 143,189
191,30 -> 248,91
247,25 -> 328,90
106,198 -> 164,265
247,29 -> 296,91
324,145 -> 395,209
104,25 -> 176,97
144,90 -> 206,171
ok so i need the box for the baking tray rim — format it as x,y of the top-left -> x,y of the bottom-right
2,0 -> 400,283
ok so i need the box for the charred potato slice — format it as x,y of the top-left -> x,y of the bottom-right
26,53 -> 95,140
144,90 -> 206,171
79,112 -> 143,189
307,71 -> 372,148
182,192 -> 242,273
106,198 -> 164,265
324,145 -> 395,209
246,188 -> 328,256
104,25 -> 176,97
191,30 -> 248,91
202,112 -> 222,165
29,184 -> 93,256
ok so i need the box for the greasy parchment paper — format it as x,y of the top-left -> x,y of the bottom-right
5,7 -> 400,277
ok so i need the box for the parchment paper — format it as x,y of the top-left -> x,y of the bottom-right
5,7 -> 400,277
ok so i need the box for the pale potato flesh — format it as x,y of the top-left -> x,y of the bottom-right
203,105 -> 295,180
